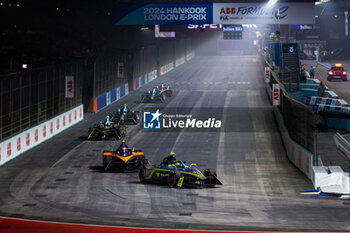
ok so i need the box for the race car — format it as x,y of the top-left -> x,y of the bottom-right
111,105 -> 140,125
141,88 -> 165,103
87,122 -> 126,140
156,83 -> 173,97
138,153 -> 223,188
327,63 -> 347,81
102,140 -> 144,172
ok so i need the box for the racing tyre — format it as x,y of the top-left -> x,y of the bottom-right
168,170 -> 181,188
103,155 -> 113,172
88,128 -> 93,140
204,168 -> 217,185
204,168 -> 217,177
139,167 -> 146,183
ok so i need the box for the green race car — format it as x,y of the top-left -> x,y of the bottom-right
139,153 -> 223,188
141,88 -> 165,103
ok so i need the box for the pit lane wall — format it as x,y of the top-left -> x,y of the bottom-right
261,50 -> 350,194
274,106 -> 314,179
0,105 -> 83,166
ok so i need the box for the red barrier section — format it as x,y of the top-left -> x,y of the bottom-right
0,217 -> 307,233
87,98 -> 97,113
133,79 -> 136,91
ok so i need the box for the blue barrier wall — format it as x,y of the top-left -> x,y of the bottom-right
94,84 -> 128,112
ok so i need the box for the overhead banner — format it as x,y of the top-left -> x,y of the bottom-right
213,3 -> 315,24
112,3 -> 314,25
111,4 -> 213,25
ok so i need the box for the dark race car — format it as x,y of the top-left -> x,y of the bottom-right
111,108 -> 140,125
156,83 -> 174,97
102,140 -> 144,172
111,104 -> 140,125
87,122 -> 126,140
327,63 -> 347,81
141,88 -> 165,103
138,153 -> 223,188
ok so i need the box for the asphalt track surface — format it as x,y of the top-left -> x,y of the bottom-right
1,56 -> 350,231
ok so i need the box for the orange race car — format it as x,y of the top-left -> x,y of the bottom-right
155,83 -> 174,97
102,140 -> 144,172
327,63 -> 347,81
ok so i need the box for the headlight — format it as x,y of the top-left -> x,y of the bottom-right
329,71 -> 333,75
343,72 -> 347,75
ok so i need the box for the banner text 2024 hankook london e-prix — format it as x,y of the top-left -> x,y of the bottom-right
111,3 -> 315,25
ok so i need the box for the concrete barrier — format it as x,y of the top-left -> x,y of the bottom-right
88,83 -> 129,113
159,62 -> 174,76
274,107 -> 314,179
175,56 -> 186,67
186,51 -> 195,61
304,96 -> 348,107
312,166 -> 350,194
0,105 -> 84,166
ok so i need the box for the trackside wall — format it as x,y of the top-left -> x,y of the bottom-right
260,49 -> 350,194
88,38 -> 194,112
274,107 -> 314,179
0,105 -> 83,166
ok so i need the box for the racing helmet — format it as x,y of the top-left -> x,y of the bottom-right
106,115 -> 110,119
118,140 -> 128,149
164,152 -> 176,164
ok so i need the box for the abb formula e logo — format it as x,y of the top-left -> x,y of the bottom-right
219,6 -> 289,20
220,8 -> 236,14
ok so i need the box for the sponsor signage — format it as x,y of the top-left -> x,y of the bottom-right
291,24 -> 314,31
112,3 -> 314,25
112,4 -> 213,25
187,24 -> 257,29
118,62 -> 124,78
265,67 -> 270,83
222,25 -> 243,32
213,3 -> 315,24
65,76 -> 74,98
223,24 -> 243,40
272,83 -> 280,106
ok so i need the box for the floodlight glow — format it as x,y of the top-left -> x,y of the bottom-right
22,64 -> 27,69
268,0 -> 277,5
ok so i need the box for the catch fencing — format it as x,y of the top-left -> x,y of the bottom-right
0,62 -> 83,142
262,52 -> 316,156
